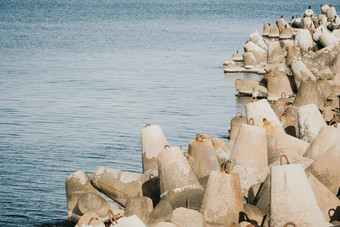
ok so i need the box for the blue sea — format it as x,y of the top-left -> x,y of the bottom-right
1,0 -> 338,226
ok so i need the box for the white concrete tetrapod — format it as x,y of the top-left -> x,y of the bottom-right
92,166 -> 144,207
188,134 -> 220,179
65,170 -> 123,222
141,124 -> 168,175
297,104 -> 327,143
306,141 -> 340,195
200,163 -> 243,227
158,145 -> 204,210
171,201 -> 205,227
270,155 -> 329,227
304,125 -> 340,160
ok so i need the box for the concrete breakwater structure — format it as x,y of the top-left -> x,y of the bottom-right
66,5 -> 340,227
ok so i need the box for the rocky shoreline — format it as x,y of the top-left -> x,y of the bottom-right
65,5 -> 340,227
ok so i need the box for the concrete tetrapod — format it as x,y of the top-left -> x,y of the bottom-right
243,52 -> 256,69
211,137 -> 232,165
281,105 -> 300,138
240,204 -> 265,226
306,141 -> 340,195
152,222 -> 177,227
92,166 -> 144,207
141,124 -> 168,175
229,123 -> 268,196
293,79 -> 325,111
263,24 -> 271,37
229,112 -> 247,142
267,41 -> 285,64
235,79 -> 266,97
75,213 -> 105,227
270,155 -> 329,227
171,200 -> 205,227
158,146 -> 205,210
245,99 -> 281,128
306,172 -> 340,222
326,6 -> 337,21
243,41 -> 267,66
229,123 -> 268,170
321,4 -> 330,15
266,71 -> 293,101
249,31 -> 268,51
262,119 -> 311,167
295,29 -> 314,52
297,104 -> 327,143
75,212 -> 105,227
252,173 -> 270,215
109,214 -> 146,227
200,163 -> 243,227
320,32 -> 340,47
188,134 -> 220,179
65,171 -> 123,222
124,196 -> 153,223
146,199 -> 172,226
304,125 -> 340,160
290,59 -> 316,89
276,18 -> 290,30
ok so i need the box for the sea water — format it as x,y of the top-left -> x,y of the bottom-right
0,0 -> 337,226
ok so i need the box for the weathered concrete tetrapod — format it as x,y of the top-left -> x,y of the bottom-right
110,214 -> 146,227
188,134 -> 220,179
243,41 -> 267,66
267,41 -> 285,64
240,204 -> 265,226
75,212 -> 105,227
65,171 -> 123,222
229,123 -> 268,170
276,18 -> 289,30
249,31 -> 268,51
266,71 -> 293,101
326,6 -> 337,21
158,146 -> 204,210
304,6 -> 314,17
245,99 -> 281,128
200,163 -> 243,227
293,79 -> 325,111
303,125 -> 340,160
229,112 -> 247,141
268,27 -> 280,39
146,199 -> 172,226
280,27 -> 292,39
232,50 -> 244,62
290,59 -> 316,89
263,24 -> 271,37
229,123 -> 269,196
295,29 -> 314,52
211,137 -> 232,165
281,105 -> 299,138
243,52 -> 256,69
262,119 -> 311,167
321,4 -> 330,15
124,196 -> 153,223
152,222 -> 177,227
270,155 -> 328,226
92,166 -> 144,207
297,104 -> 327,143
306,141 -> 340,195
171,200 -> 206,227
306,172 -> 340,222
141,124 -> 168,175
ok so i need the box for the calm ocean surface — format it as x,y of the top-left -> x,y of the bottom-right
1,0 -> 338,226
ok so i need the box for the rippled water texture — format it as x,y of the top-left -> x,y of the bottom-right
1,0 -> 338,226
